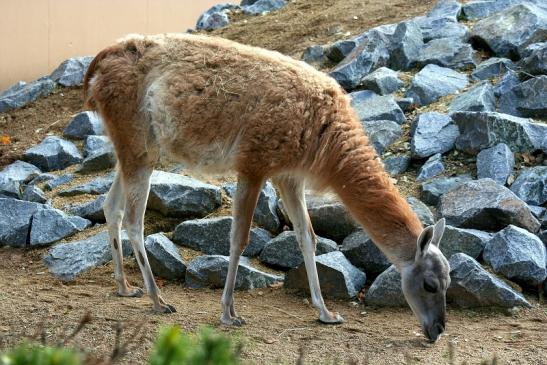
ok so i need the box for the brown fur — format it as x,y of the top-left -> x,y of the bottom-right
84,33 -> 422,265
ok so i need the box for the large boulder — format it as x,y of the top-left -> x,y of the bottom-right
185,255 -> 283,289
145,233 -> 186,280
360,67 -> 404,95
448,81 -> 496,115
147,171 -> 221,218
259,231 -> 337,270
285,251 -> 366,299
483,225 -> 547,286
350,91 -> 406,124
447,253 -> 530,308
340,230 -> 390,275
438,178 -> 540,232
439,225 -> 492,259
470,4 -> 547,59
416,153 -> 445,182
43,231 -> 132,281
0,198 -> 44,247
405,64 -> 469,106
63,111 -> 104,139
410,112 -> 459,158
510,166 -> 547,206
453,112 -> 547,154
362,120 -> 403,154
0,77 -> 56,113
50,56 -> 93,87
23,136 -> 82,171
476,143 -> 514,185
421,175 -> 473,205
0,160 -> 41,199
416,37 -> 476,70
365,265 -> 406,306
500,76 -> 547,118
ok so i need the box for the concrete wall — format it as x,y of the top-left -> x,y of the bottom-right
0,0 -> 236,91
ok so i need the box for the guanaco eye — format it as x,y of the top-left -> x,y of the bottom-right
424,280 -> 438,293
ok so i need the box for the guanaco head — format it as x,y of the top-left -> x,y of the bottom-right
400,218 -> 450,342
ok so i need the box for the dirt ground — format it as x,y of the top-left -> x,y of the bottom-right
1,0 -> 547,364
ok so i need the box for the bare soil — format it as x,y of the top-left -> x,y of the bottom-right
1,0 -> 547,364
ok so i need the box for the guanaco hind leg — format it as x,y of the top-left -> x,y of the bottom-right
273,175 -> 344,324
220,175 -> 264,325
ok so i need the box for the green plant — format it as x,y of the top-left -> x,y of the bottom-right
0,342 -> 83,365
149,326 -> 241,365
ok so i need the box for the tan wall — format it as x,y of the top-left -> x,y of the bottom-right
0,0 -> 237,91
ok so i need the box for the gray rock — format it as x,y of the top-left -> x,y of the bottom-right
0,161 -> 41,199
302,194 -> 359,242
421,175 -> 473,205
360,67 -> 404,95
493,69 -> 521,97
453,112 -> 547,154
471,57 -> 516,80
405,64 -> 469,106
29,208 -> 91,246
43,231 -> 132,281
196,3 -> 238,30
476,143 -> 514,185
28,173 -> 55,186
147,171 -> 221,218
448,81 -> 496,115
67,194 -> 107,223
340,230 -> 389,275
519,42 -> 547,75
528,205 -> 546,220
44,174 -> 74,191
416,153 -> 445,182
416,17 -> 469,43
58,175 -> 113,196
383,155 -> 411,176
22,185 -> 47,204
448,253 -> 530,308
426,0 -> 462,21
500,75 -> 547,118
350,91 -> 405,124
222,181 -> 280,232
521,41 -> 547,58
407,196 -> 435,225
483,225 -> 547,285
285,251 -> 366,299
438,178 -> 540,232
396,97 -> 415,112
242,0 -> 286,15
411,112 -> 459,158
439,225 -> 492,259
363,120 -> 403,154
243,227 -> 273,257
510,166 -> 547,206
50,56 -> 93,87
417,37 -> 476,70
77,144 -> 116,173
330,28 -> 392,90
23,136 -> 82,171
0,198 -> 43,247
463,0 -> 547,20
173,216 -> 232,255
389,21 -> 424,70
63,111 -> 104,139
259,231 -> 338,270
325,40 -> 358,64
185,255 -> 283,289
470,4 -> 547,59
83,135 -> 111,158
0,77 -> 56,113
365,265 -> 406,306
302,45 -> 328,67
145,233 -> 186,280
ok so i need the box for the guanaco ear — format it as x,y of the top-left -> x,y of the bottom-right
431,218 -> 446,247
416,225 -> 434,261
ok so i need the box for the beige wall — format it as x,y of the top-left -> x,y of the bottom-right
0,0 -> 237,91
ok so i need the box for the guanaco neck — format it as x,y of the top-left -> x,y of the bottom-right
317,105 -> 423,268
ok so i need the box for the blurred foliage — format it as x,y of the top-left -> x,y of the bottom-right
0,342 -> 83,365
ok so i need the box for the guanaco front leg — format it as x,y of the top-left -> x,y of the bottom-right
220,175 -> 264,325
273,175 -> 344,324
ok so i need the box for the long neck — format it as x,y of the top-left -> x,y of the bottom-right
315,103 -> 423,267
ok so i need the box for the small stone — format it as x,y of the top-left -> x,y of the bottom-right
196,3 -> 239,30
421,175 -> 473,205
67,195 -> 106,223
44,174 -> 74,191
23,136 -> 82,171
416,153 -> 445,182
476,143 -> 514,185
302,45 -> 328,67
360,67 -> 404,95
0,161 -> 41,199
77,145 -> 116,173
416,37 -> 476,70
405,64 -> 469,106
396,97 -> 415,112
0,198 -> 44,247
63,111 -> 104,139
519,42 -> 547,76
145,233 -> 186,280
448,81 -> 496,115
483,225 -> 546,286
350,91 -> 406,124
58,175 -> 113,196
500,76 -> 547,119
471,58 -> 515,80
173,216 -> 232,255
83,135 -> 111,158
410,112 -> 459,159
50,56 -> 93,87
0,77 -> 56,113
22,185 -> 47,204
407,196 -> 435,225
388,21 -> 424,70
439,225 -> 492,259
340,230 -> 390,275
510,166 -> 547,206
285,251 -> 366,299
243,227 -> 273,257
383,155 -> 411,176
241,0 -> 286,15
29,208 -> 91,246
365,265 -> 406,307
363,120 -> 403,154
